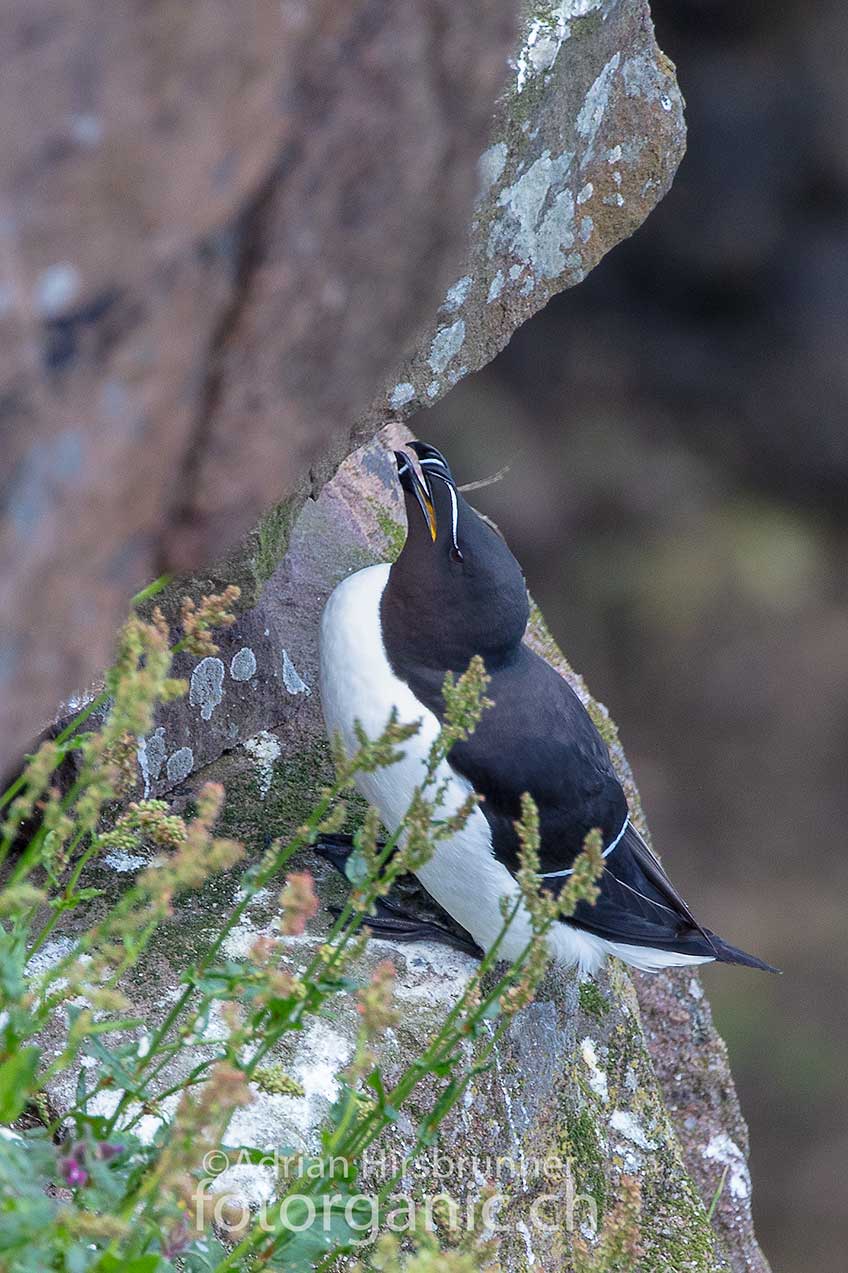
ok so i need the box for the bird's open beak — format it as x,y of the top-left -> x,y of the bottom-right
394,451 -> 437,540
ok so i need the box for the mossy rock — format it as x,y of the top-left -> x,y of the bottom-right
49,425 -> 767,1273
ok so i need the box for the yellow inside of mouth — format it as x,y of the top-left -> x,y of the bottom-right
424,495 -> 437,541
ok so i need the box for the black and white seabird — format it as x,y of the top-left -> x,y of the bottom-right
318,441 -> 776,976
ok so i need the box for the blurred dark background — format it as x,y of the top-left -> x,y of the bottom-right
424,3 -> 848,1269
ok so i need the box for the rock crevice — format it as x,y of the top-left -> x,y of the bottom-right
2,0 -> 682,776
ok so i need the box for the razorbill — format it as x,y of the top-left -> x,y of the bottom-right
318,441 -> 776,976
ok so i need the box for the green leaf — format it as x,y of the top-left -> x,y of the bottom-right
365,1069 -> 398,1122
82,1016 -> 144,1038
427,1051 -> 461,1078
82,1034 -> 148,1094
74,1063 -> 88,1107
0,929 -> 27,1000
0,1046 -> 39,1121
71,887 -> 106,903
365,1068 -> 385,1107
217,1143 -> 298,1168
265,1190 -> 379,1269
180,1239 -> 228,1271
99,1255 -> 164,1273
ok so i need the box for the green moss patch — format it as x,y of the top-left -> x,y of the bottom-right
579,980 -> 611,1021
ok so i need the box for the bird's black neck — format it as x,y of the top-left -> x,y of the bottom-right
380,493 -> 530,695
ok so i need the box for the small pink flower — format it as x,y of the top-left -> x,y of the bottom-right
60,1156 -> 89,1188
279,871 -> 319,936
96,1141 -> 124,1161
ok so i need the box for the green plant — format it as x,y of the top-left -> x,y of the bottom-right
0,585 -> 609,1272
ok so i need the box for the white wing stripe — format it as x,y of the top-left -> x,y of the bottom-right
539,815 -> 629,880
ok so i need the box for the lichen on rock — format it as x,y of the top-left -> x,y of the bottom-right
13,3 -> 769,1264
47,425 -> 770,1272
373,0 -> 686,422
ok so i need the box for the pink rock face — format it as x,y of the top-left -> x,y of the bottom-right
0,1 -> 515,774
0,1 -> 686,789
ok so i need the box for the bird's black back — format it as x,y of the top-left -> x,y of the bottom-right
381,634 -> 627,876
382,446 -> 777,970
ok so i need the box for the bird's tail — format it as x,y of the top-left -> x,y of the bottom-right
704,930 -> 781,973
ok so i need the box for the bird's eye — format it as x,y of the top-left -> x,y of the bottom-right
450,546 -> 464,563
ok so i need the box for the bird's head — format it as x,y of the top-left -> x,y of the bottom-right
384,441 -> 529,671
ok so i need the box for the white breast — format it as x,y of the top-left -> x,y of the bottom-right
318,565 -> 528,955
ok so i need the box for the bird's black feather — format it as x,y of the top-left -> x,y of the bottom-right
382,442 -> 777,971
447,644 -> 627,876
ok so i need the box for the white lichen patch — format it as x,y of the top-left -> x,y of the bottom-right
166,747 -> 194,785
290,1018 -> 354,1133
389,382 -> 415,410
219,1023 -> 360,1205
513,20 -> 562,93
388,941 -> 476,1007
489,150 -> 577,279
442,275 -> 472,313
703,1133 -> 751,1200
512,2 -> 602,94
69,113 -> 103,146
190,657 -> 225,721
84,1089 -> 179,1148
137,726 -> 166,796
281,650 -> 310,695
103,851 -> 148,873
580,1036 -> 609,1102
622,50 -> 673,108
610,1108 -> 656,1150
235,884 -> 272,909
516,1218 -> 538,1266
60,689 -> 97,716
478,142 -> 508,197
577,182 -> 594,205
35,262 -> 81,317
487,271 -> 505,302
564,252 -> 586,281
134,1097 -> 181,1146
210,1136 -> 278,1207
84,1088 -> 123,1123
428,320 -> 466,374
243,730 -> 282,798
577,53 -> 621,166
26,936 -> 74,977
230,646 -> 257,682
222,916 -> 262,960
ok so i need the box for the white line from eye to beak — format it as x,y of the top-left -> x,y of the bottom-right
419,460 -> 460,553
